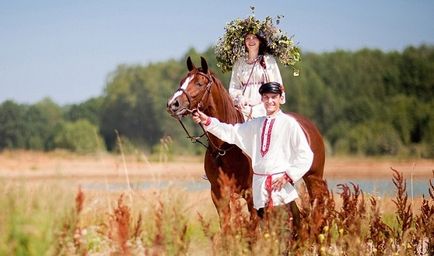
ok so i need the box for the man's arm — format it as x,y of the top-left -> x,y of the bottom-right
284,121 -> 314,183
192,110 -> 250,153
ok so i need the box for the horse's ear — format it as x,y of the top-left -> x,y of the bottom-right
200,56 -> 208,74
187,56 -> 195,71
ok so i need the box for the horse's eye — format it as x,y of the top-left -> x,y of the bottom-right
195,82 -> 202,86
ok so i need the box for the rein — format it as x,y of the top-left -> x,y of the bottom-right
175,72 -> 235,157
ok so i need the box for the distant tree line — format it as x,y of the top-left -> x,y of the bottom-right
0,45 -> 433,158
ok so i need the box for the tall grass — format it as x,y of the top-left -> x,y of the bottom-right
0,181 -> 74,255
0,169 -> 432,255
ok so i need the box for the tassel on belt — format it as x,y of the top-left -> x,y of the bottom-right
253,171 -> 286,208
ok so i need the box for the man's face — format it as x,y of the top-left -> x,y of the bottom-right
261,92 -> 283,116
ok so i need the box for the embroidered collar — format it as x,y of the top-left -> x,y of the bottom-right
265,109 -> 282,119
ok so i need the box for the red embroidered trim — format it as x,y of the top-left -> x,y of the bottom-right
204,117 -> 211,126
260,118 -> 275,157
284,173 -> 294,185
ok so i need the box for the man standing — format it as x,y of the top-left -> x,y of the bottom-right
192,82 -> 313,218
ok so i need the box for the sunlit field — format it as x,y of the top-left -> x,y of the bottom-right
0,151 -> 432,255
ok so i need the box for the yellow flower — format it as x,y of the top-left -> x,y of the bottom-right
320,246 -> 326,254
319,234 -> 325,243
264,232 -> 270,239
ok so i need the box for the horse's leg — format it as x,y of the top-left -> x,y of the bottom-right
302,152 -> 327,238
257,203 -> 301,240
210,185 -> 232,227
205,151 -> 231,227
241,187 -> 261,235
288,201 -> 301,240
241,188 -> 255,218
303,174 -> 328,205
303,173 -> 329,239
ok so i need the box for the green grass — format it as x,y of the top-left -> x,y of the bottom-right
0,181 -> 74,256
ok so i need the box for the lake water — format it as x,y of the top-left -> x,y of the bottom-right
83,178 -> 431,197
326,178 -> 430,197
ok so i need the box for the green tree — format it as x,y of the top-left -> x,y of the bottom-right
0,100 -> 27,149
101,65 -> 166,151
54,119 -> 104,153
335,122 -> 403,155
385,95 -> 418,145
29,97 -> 63,150
64,97 -> 103,126
399,45 -> 434,102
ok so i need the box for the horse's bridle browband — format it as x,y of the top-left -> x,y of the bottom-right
175,71 -> 213,112
175,71 -> 234,156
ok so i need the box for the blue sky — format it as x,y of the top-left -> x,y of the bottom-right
1,0 -> 433,105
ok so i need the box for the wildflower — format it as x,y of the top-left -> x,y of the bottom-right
264,232 -> 270,239
320,246 -> 326,254
319,234 -> 325,243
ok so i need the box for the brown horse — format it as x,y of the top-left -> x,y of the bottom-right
167,57 -> 326,221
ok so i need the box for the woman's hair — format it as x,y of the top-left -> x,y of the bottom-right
256,34 -> 267,55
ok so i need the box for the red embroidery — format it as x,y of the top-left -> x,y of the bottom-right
260,118 -> 275,157
265,175 -> 273,208
204,117 -> 211,126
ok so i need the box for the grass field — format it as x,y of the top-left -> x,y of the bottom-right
0,151 -> 432,255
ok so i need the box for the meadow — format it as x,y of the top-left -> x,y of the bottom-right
0,151 -> 432,255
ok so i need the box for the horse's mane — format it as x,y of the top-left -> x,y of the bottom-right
208,71 -> 244,125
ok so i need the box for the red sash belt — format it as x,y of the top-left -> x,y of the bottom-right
253,171 -> 286,208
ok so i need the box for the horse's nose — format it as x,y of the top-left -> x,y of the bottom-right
167,98 -> 180,114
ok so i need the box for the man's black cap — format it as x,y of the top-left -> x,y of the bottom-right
259,82 -> 283,95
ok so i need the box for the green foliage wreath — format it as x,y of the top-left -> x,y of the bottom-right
215,15 -> 301,73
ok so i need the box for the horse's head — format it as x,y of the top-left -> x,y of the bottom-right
167,56 -> 213,118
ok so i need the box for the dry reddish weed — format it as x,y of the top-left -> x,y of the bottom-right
108,194 -> 131,255
50,168 -> 433,255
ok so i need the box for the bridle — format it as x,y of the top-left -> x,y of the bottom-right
174,71 -> 234,156
175,71 -> 213,113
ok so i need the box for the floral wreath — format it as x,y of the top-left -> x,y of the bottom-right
215,12 -> 301,74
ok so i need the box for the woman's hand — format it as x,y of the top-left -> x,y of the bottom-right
241,105 -> 252,117
234,95 -> 246,107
